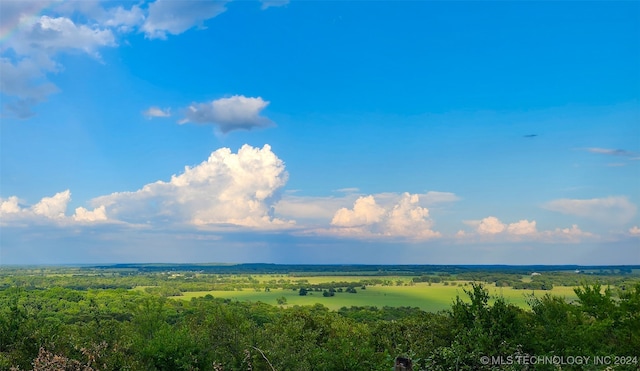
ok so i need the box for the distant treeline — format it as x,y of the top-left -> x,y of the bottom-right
2,266 -> 638,295
411,270 -> 640,291
90,263 -> 639,275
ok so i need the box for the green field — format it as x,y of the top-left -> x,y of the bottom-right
174,280 -> 580,311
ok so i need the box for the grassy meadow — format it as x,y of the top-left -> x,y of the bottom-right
173,277 -> 580,311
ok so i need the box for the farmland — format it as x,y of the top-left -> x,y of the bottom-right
174,279 -> 580,311
1,264 -> 639,370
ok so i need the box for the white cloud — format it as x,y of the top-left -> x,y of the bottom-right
179,95 -> 274,133
0,190 -> 111,225
0,196 -> 22,214
73,205 -> 108,222
102,5 -> 145,32
2,146 -> 291,229
506,219 -> 537,235
544,196 -> 637,224
143,106 -> 171,118
275,190 -> 459,226
92,144 -> 292,228
142,0 -> 228,39
0,1 -> 262,118
328,193 -> 440,240
476,216 -> 506,235
8,15 -> 116,59
461,216 -> 594,243
32,190 -> 71,219
0,0 -> 215,118
384,193 -> 439,239
360,191 -> 459,209
540,224 -> 595,242
629,226 -> 640,236
261,0 -> 290,10
332,196 -> 385,227
1,7 -> 116,118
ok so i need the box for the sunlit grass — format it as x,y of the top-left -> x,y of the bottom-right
173,280 -> 581,311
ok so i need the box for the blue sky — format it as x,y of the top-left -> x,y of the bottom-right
1,0 -> 639,265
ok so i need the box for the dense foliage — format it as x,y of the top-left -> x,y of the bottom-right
1,267 -> 639,370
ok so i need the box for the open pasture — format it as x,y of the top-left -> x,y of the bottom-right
174,278 -> 580,311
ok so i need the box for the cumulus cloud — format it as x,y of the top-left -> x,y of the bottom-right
0,196 -> 22,215
328,193 -> 440,240
32,190 -> 71,219
0,190 -> 109,224
476,216 -> 506,235
142,0 -> 228,39
506,219 -> 537,235
360,191 -> 459,209
91,144 -> 291,228
276,190 -> 459,226
460,216 -> 593,243
385,194 -> 439,238
331,196 -> 385,227
73,205 -> 108,222
544,196 -> 637,224
179,95 -> 274,133
143,106 -> 171,118
629,226 -> 640,236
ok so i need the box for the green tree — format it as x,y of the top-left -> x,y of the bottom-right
428,283 -> 529,370
276,296 -> 288,305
